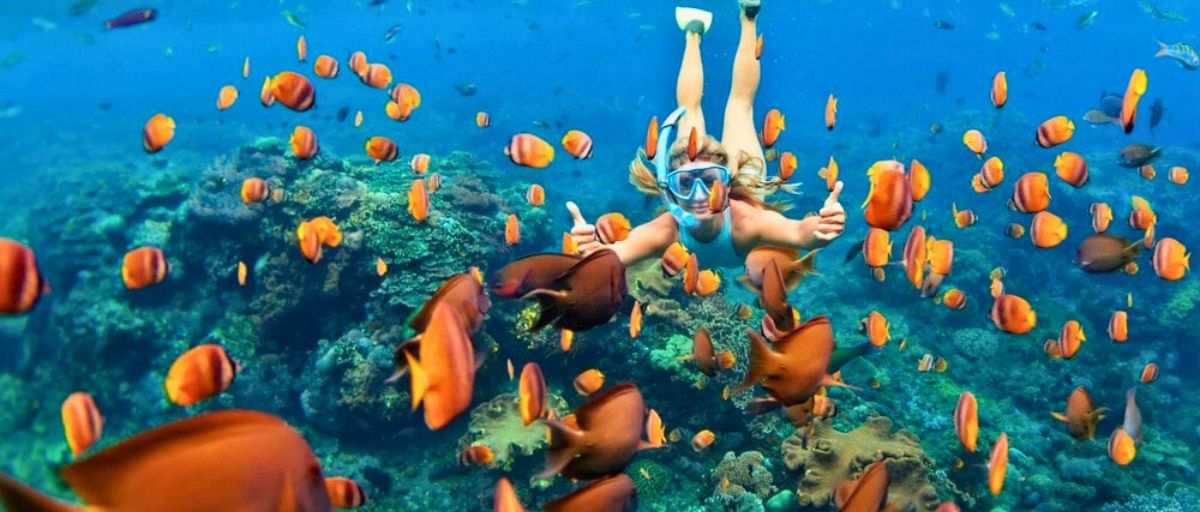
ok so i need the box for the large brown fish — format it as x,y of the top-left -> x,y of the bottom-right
543,474 -> 637,512
834,460 -> 890,512
500,249 -> 626,332
760,259 -> 796,334
1051,387 -> 1108,440
1076,234 -> 1141,273
0,410 -> 330,512
409,271 -> 490,335
541,383 -> 646,480
738,316 -> 846,405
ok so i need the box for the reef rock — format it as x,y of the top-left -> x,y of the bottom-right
781,415 -> 940,512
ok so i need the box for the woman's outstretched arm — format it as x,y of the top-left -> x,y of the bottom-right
567,202 -> 676,266
750,181 -> 846,250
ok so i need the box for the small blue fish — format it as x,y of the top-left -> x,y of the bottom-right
1154,39 -> 1199,69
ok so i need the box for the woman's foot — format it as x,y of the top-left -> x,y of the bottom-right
675,7 -> 713,35
739,0 -> 760,20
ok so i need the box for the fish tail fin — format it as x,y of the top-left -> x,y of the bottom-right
735,275 -> 762,295
407,353 -> 428,411
1155,38 -> 1169,57
791,249 -> 820,276
830,341 -> 876,373
521,289 -> 569,331
0,474 -> 81,512
736,329 -> 772,393
1050,411 -> 1068,423
539,420 -> 585,479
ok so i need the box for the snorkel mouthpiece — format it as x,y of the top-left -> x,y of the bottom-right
655,107 -> 699,228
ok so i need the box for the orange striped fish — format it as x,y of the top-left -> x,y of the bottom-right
505,214 -> 520,245
164,344 -> 239,406
410,153 -> 431,174
990,71 -> 1007,108
269,71 -> 315,111
313,54 -> 339,78
1009,172 -> 1051,213
142,113 -> 175,153
1030,211 -> 1068,248
1035,116 -> 1074,148
365,136 -> 398,164
361,63 -> 392,89
240,177 -> 269,204
122,246 -> 170,289
325,477 -> 367,509
475,112 -> 490,128
259,76 -> 274,106
988,433 -> 1008,495
954,391 -> 977,452
962,129 -> 987,157
1140,363 -> 1158,384
526,184 -> 545,207
0,238 -> 49,314
216,85 -> 238,110
573,369 -> 604,395
505,133 -> 555,168
61,392 -> 103,458
296,35 -> 307,62
1152,237 -> 1190,281
408,179 -> 429,223
862,160 -> 913,231
1054,152 -> 1088,187
562,130 -> 594,159
289,125 -> 318,160
909,159 -> 930,202
348,51 -> 368,77
1108,310 -> 1128,342
1121,69 -> 1148,134
518,362 -> 547,426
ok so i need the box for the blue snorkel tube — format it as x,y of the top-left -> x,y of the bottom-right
655,106 -> 699,229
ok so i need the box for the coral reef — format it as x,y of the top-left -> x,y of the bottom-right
711,450 -> 775,499
459,392 -> 568,471
299,329 -> 408,436
781,415 -> 941,512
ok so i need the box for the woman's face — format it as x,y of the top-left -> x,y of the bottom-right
668,161 -> 728,219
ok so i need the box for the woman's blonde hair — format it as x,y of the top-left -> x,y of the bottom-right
628,134 -> 790,211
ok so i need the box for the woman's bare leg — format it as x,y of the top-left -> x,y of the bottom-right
677,30 -> 706,139
722,6 -> 764,169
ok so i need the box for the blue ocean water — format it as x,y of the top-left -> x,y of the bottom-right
0,0 -> 1198,511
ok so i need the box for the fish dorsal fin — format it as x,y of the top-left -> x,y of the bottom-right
773,316 -> 831,354
834,479 -> 857,509
408,273 -> 473,332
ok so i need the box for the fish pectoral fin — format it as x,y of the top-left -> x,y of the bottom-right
0,473 -> 82,512
636,440 -> 663,451
1050,411 -> 1068,423
820,374 -> 858,391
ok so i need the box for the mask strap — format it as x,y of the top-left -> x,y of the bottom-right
655,107 -> 698,228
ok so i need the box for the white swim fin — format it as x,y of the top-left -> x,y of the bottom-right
675,7 -> 713,35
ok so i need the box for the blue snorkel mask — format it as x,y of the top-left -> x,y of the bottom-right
654,107 -> 732,228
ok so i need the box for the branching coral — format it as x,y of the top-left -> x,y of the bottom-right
781,415 -> 941,511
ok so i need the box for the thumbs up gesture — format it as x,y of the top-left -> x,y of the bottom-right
566,201 -> 602,255
814,181 -> 845,242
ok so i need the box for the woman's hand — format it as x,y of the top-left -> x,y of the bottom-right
566,201 -> 603,256
813,181 -> 845,243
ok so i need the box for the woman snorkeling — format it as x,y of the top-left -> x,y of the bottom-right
567,0 -> 846,269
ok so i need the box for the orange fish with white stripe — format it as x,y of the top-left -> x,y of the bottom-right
475,112 -> 490,128
1169,166 -> 1189,185
289,125 -> 318,160
268,71 -> 315,112
903,225 -> 926,289
1152,237 -> 1190,281
0,238 -> 48,314
505,214 -> 520,245
562,130 -> 594,159
1090,202 -> 1113,233
909,159 -> 930,202
962,129 -> 987,157
977,156 -> 1004,191
387,83 -> 421,121
1128,196 -> 1156,230
61,392 -> 103,458
1009,172 -> 1051,213
325,477 -> 367,509
862,160 -> 913,231
1054,151 -> 1088,187
952,203 -> 977,229
518,362 -> 547,426
1108,310 -> 1128,342
762,108 -> 785,147
408,179 -> 429,223
1140,363 -> 1159,384
1035,116 -> 1074,148
366,136 -> 398,164
505,133 -> 555,168
361,63 -> 392,89
1058,320 -> 1086,359
954,391 -> 978,452
410,153 -> 431,174
348,51 -> 368,77
990,71 -> 1007,108
860,311 -> 890,348
526,184 -> 545,206
988,433 -> 1008,495
216,85 -> 238,110
824,95 -> 837,131
259,76 -> 274,106
142,113 -> 175,153
241,177 -> 269,204
164,344 -> 240,406
313,55 -> 338,78
989,268 -> 1036,334
1030,211 -> 1068,248
122,246 -> 170,289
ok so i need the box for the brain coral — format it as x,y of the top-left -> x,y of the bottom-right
781,415 -> 941,512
